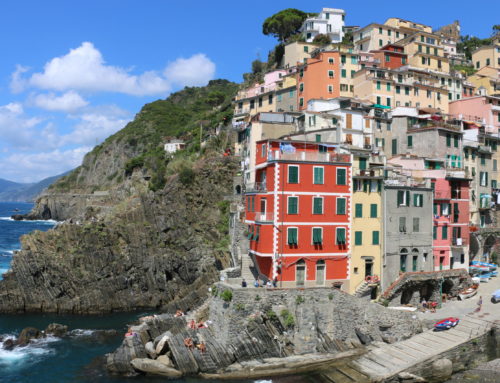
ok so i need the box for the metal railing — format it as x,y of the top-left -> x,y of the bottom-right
268,150 -> 350,163
245,182 -> 267,193
254,212 -> 274,223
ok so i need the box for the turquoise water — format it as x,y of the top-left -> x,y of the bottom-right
0,202 -> 307,383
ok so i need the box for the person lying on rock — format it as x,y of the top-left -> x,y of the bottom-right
184,337 -> 194,349
188,320 -> 196,329
196,341 -> 206,353
175,310 -> 185,317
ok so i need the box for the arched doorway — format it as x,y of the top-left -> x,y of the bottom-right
411,248 -> 419,272
401,288 -> 413,305
442,279 -> 454,295
400,248 -> 408,273
296,259 -> 306,287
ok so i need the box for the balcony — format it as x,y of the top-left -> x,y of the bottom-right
254,212 -> 274,223
434,190 -> 451,200
267,150 -> 351,163
234,107 -> 250,116
452,237 -> 463,246
491,105 -> 500,112
245,182 -> 267,193
354,168 -> 384,178
445,168 -> 467,179
478,145 -> 492,154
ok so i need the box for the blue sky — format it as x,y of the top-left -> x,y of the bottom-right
0,0 -> 498,182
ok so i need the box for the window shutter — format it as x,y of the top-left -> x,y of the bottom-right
413,194 -> 418,206
405,191 -> 410,206
314,168 -> 324,184
433,226 -> 437,239
288,228 -> 297,245
337,198 -> 346,215
337,228 -> 345,244
289,166 -> 298,183
247,226 -> 253,239
397,191 -> 403,206
255,226 -> 260,241
355,203 -> 363,217
372,231 -> 379,245
370,204 -> 377,218
355,231 -> 362,245
313,228 -> 322,244
337,169 -> 346,185
313,198 -> 323,214
434,204 -> 437,215
288,197 -> 298,214
442,226 -> 448,239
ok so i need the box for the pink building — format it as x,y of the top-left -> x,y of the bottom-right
449,96 -> 500,134
432,177 -> 470,271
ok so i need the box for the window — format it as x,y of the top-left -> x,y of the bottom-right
327,85 -> 333,93
313,167 -> 324,184
355,203 -> 363,217
376,96 -> 381,105
376,80 -> 381,90
288,196 -> 298,214
336,227 -> 346,245
268,94 -> 273,104
351,56 -> 357,64
387,97 -> 391,107
405,87 -> 410,95
288,165 -> 299,183
359,157 -> 367,170
427,90 -> 432,99
413,217 -> 420,232
328,57 -> 334,64
480,171 -> 488,186
355,231 -> 362,245
400,249 -> 408,272
413,194 -> 423,207
442,225 -> 448,240
386,83 -> 391,91
379,27 -> 383,34
313,197 -> 323,214
372,231 -> 379,245
397,190 -> 410,206
287,227 -> 298,246
446,133 -> 451,147
351,70 -> 356,78
299,98 -> 304,106
454,135 -> 459,148
399,217 -> 406,232
392,138 -> 397,155
481,154 -> 486,165
328,70 -> 334,79
312,227 -> 323,245
396,85 -> 401,94
433,226 -> 437,240
379,39 -> 383,47
408,135 -> 413,148
368,204 -> 377,218
254,225 -> 260,242
487,58 -> 491,66
304,46 -> 309,53
299,83 -> 304,92
494,160 -> 498,171
337,168 -> 346,185
336,197 -> 346,215
315,134 -> 321,143
289,89 -> 294,98
402,57 -> 407,65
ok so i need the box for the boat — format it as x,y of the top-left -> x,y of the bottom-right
479,269 -> 491,282
471,261 -> 498,270
492,289 -> 500,303
458,284 -> 479,300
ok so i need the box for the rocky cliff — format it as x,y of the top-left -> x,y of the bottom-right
0,79 -> 240,314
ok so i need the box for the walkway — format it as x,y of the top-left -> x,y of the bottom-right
321,275 -> 500,382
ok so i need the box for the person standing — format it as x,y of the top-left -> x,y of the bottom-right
241,278 -> 247,288
477,296 -> 483,312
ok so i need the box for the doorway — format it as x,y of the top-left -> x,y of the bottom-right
296,260 -> 306,287
365,260 -> 373,277
316,260 -> 325,286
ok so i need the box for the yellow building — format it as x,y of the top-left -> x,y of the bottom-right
383,18 -> 433,34
397,32 -> 450,73
350,153 -> 384,297
282,41 -> 319,69
472,40 -> 500,70
467,67 -> 500,96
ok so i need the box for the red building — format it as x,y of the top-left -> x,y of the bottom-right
245,139 -> 352,289
432,176 -> 470,270
372,44 -> 408,69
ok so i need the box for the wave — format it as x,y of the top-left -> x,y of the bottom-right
0,268 -> 10,274
69,329 -> 96,337
0,250 -> 16,256
0,335 -> 60,367
0,216 -> 60,224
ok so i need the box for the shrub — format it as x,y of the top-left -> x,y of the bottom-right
255,294 -> 261,301
211,285 -> 218,297
124,156 -> 145,175
266,310 -> 277,320
235,303 -> 245,311
221,289 -> 233,302
179,166 -> 195,185
328,293 -> 334,301
295,295 -> 305,304
280,309 -> 295,329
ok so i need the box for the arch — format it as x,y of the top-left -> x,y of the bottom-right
442,279 -> 454,295
235,185 -> 241,194
484,235 -> 497,259
296,259 -> 306,287
400,248 -> 408,273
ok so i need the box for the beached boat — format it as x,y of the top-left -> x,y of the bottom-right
458,284 -> 479,300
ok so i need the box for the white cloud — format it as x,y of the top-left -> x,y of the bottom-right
0,147 -> 91,183
164,54 -> 216,87
0,102 -> 45,150
10,65 -> 29,93
32,91 -> 89,112
17,42 -> 216,96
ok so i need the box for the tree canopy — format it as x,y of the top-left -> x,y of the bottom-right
262,8 -> 309,42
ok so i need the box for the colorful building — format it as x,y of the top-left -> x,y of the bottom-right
350,153 -> 384,296
245,139 -> 352,289
372,44 -> 408,69
300,7 -> 345,43
472,39 -> 500,70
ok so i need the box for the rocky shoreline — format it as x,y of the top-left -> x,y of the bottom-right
106,284 -> 423,379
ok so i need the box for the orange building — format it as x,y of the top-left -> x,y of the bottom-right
245,139 -> 352,289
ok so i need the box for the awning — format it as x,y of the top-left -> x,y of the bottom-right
372,104 -> 391,109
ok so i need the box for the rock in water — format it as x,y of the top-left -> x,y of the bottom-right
45,323 -> 68,337
17,327 -> 43,346
130,358 -> 183,377
3,339 -> 15,350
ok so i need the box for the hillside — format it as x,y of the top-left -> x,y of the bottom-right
0,178 -> 28,194
0,172 -> 68,202
0,79 -> 240,314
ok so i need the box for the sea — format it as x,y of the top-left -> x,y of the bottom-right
0,202 -> 308,383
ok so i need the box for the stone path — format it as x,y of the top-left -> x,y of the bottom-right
321,276 -> 500,382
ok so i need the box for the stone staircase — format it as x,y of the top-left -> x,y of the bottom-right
240,252 -> 259,282
319,314 -> 494,382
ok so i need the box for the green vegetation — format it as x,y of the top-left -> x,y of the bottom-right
221,289 -> 233,302
328,293 -> 334,301
235,303 -> 245,311
313,33 -> 331,45
280,309 -> 295,328
295,295 -> 305,304
255,294 -> 261,301
262,8 -> 311,43
266,310 -> 278,320
211,285 -> 219,297
451,64 -> 476,76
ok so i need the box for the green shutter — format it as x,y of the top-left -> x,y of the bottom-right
446,133 -> 451,147
355,231 -> 362,245
337,198 -> 346,215
370,204 -> 377,218
288,197 -> 298,214
313,228 -> 322,244
251,196 -> 255,212
413,194 -> 418,206
442,226 -> 448,239
355,203 -> 363,217
336,228 -> 346,244
314,167 -> 324,184
486,172 -> 489,186
255,226 -> 260,242
315,134 -> 321,143
392,139 -> 397,155
247,226 -> 253,239
454,135 -> 459,148
433,226 -> 437,240
434,204 -> 438,215
372,231 -> 379,245
405,191 -> 410,206
313,198 -> 323,214
288,166 -> 298,183
397,190 -> 403,206
337,168 -> 346,185
408,135 -> 413,147
288,228 -> 297,245
359,157 -> 367,170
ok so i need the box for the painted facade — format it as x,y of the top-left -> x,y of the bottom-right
245,139 -> 352,289
300,8 -> 345,43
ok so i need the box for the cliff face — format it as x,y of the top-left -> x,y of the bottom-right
0,157 -> 238,314
0,79 -> 240,314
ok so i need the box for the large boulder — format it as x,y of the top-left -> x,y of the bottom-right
431,358 -> 453,381
17,327 -> 43,346
130,358 -> 182,377
3,339 -> 15,350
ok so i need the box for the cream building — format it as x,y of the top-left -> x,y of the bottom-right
472,41 -> 500,70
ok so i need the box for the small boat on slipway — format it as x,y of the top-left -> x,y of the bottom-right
458,284 -> 479,300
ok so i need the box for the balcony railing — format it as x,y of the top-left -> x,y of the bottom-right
234,107 -> 250,116
452,237 -> 463,246
245,182 -> 267,193
445,168 -> 467,179
268,150 -> 350,163
254,212 -> 274,223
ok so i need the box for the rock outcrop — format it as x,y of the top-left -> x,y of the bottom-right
107,285 -> 423,378
0,156 -> 238,314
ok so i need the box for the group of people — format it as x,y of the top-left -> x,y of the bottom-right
183,337 -> 206,353
421,299 -> 439,313
241,278 -> 277,288
187,319 -> 209,329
